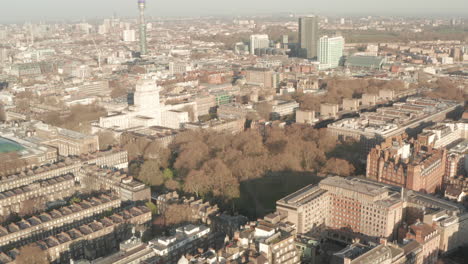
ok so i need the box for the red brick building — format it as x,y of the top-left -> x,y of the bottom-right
366,135 -> 446,194
399,222 -> 440,264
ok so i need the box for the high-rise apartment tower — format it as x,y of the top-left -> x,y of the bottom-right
318,36 -> 344,69
250,34 -> 270,55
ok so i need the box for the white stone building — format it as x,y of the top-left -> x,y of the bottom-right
98,79 -> 190,130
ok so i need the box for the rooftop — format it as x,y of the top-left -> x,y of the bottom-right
328,97 -> 461,137
0,137 -> 24,154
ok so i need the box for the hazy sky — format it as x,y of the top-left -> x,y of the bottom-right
1,0 -> 467,22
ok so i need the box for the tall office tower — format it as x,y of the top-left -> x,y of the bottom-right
138,0 -> 147,55
299,16 -> 319,59
317,36 -> 344,69
249,34 -> 269,55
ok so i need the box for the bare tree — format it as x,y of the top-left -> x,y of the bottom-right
19,197 -> 46,217
16,244 -> 49,264
183,170 -> 211,197
164,179 -> 180,191
143,141 -> 171,167
321,158 -> 355,177
163,204 -> 193,226
97,131 -> 117,150
138,160 -> 164,186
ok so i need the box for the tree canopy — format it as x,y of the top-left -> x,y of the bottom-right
16,244 -> 49,264
167,126 -> 355,203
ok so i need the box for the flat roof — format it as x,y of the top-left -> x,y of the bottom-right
0,137 -> 25,154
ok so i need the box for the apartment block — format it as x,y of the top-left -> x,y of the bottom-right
148,224 -> 214,263
379,89 -> 395,101
278,177 -> 468,256
1,206 -> 151,264
255,218 -> 301,264
0,194 -> 121,249
271,100 -> 299,118
418,122 -> 468,149
78,81 -> 110,97
79,166 -> 150,202
0,148 -> 127,194
361,94 -> 377,106
321,103 -> 340,119
33,122 -> 100,156
401,222 -> 440,264
277,177 -> 404,241
296,110 -> 316,125
245,68 -> 277,89
276,185 -> 329,234
152,192 -> 219,225
0,174 -> 75,216
366,135 -> 446,194
195,95 -> 216,117
328,97 -> 462,156
342,98 -> 360,111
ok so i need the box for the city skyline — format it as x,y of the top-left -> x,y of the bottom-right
0,0 -> 467,262
1,0 -> 468,22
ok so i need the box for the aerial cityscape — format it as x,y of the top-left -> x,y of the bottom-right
0,0 -> 467,264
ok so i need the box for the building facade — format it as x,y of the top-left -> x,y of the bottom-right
250,35 -> 270,55
366,135 -> 446,194
276,177 -> 404,241
318,36 -> 344,69
299,16 -> 319,59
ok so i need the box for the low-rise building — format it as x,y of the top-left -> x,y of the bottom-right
2,206 -> 151,264
361,94 -> 377,106
149,224 -> 214,263
328,97 -> 462,156
270,100 -> 299,118
184,118 -> 245,134
345,56 -> 386,70
320,103 -> 339,119
379,89 -> 395,101
0,174 -> 75,216
217,103 -> 255,120
342,98 -> 360,111
296,110 -> 317,124
79,166 -> 150,202
0,194 -> 121,249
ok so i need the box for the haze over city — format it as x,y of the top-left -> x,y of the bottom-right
0,0 -> 467,264
1,0 -> 468,22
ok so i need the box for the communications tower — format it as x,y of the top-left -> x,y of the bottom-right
138,0 -> 147,55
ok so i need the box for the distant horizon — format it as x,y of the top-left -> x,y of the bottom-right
0,12 -> 467,24
0,0 -> 467,23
